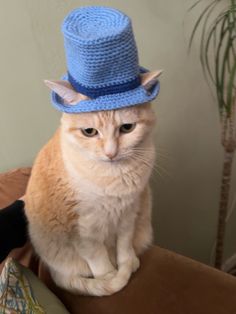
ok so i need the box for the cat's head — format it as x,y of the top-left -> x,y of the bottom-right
60,103 -> 155,163
45,71 -> 161,163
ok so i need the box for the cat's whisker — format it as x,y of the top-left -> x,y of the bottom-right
131,147 -> 155,151
130,151 -> 171,179
118,147 -> 170,179
130,152 -> 168,180
131,150 -> 170,170
153,162 -> 171,178
131,147 -> 171,162
131,155 -> 162,179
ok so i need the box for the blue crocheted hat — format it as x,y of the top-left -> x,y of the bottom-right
50,6 -> 160,113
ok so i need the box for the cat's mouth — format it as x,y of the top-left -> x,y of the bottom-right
102,158 -> 119,163
101,154 -> 130,163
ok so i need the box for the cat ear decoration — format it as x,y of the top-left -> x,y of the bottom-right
140,70 -> 163,91
44,80 -> 89,105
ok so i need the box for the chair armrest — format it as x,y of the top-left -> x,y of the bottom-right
42,246 -> 236,314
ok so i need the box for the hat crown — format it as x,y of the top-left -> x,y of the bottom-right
62,6 -> 140,96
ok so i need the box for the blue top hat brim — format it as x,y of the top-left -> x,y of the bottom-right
51,67 -> 160,114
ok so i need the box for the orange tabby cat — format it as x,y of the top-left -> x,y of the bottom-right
25,72 -> 159,296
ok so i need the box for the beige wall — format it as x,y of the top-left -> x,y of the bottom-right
0,0 -> 235,265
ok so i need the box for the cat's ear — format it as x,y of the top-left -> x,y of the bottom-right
140,70 -> 163,91
44,80 -> 89,105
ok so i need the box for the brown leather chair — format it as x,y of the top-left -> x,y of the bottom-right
1,167 -> 236,314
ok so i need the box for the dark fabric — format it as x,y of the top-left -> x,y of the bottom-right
0,200 -> 28,263
0,167 -> 33,274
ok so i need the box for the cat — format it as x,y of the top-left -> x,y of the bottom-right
24,70 -> 161,296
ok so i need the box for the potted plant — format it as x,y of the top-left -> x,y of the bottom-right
189,0 -> 236,269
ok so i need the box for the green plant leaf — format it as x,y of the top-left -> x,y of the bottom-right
204,10 -> 229,83
200,0 -> 224,78
188,0 -> 221,52
226,54 -> 236,115
188,0 -> 203,12
189,0 -> 236,118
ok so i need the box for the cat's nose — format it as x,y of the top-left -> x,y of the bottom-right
104,139 -> 118,160
105,152 -> 117,160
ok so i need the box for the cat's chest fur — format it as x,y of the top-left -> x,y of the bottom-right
65,162 -> 140,242
78,194 -> 137,242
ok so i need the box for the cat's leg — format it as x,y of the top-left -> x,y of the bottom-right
133,186 -> 153,256
107,245 -> 117,268
117,211 -> 140,273
78,239 -> 116,278
105,234 -> 117,268
28,223 -> 93,279
40,225 -> 131,295
40,245 -> 93,278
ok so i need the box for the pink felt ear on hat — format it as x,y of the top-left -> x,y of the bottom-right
44,80 -> 89,105
140,70 -> 163,91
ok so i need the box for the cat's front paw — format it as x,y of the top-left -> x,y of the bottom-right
102,269 -> 118,280
94,269 -> 118,280
118,254 -> 140,273
131,255 -> 140,273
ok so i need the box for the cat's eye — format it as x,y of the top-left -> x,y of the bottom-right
120,123 -> 136,134
81,128 -> 98,137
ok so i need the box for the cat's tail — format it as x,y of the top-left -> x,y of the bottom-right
52,260 -> 134,296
